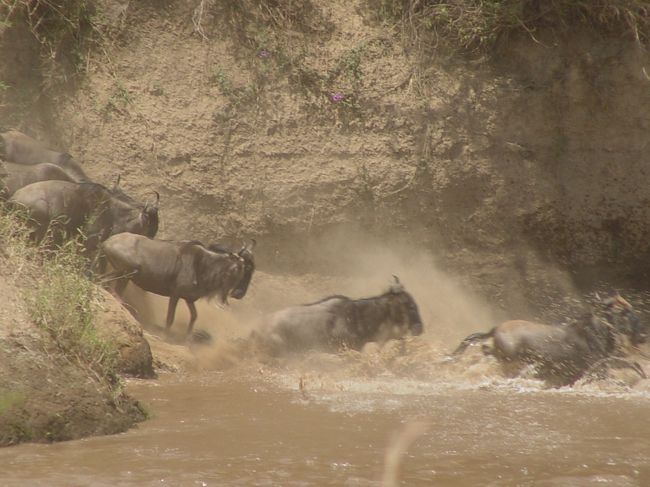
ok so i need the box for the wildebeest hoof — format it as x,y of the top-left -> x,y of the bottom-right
190,329 -> 213,345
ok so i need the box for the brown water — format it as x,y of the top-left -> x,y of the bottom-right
2,339 -> 650,487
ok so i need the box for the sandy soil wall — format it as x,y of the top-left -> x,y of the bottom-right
3,0 -> 650,318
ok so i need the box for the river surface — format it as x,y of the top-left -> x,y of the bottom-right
2,338 -> 650,487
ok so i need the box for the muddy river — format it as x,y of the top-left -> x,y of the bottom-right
2,338 -> 650,487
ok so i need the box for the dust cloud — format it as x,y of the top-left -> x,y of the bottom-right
113,228 -> 649,397
120,226 -> 503,364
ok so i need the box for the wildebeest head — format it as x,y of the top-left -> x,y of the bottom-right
109,176 -> 160,238
598,291 -> 647,345
385,276 -> 424,337
209,239 -> 256,299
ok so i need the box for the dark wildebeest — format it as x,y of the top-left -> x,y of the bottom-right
0,130 -> 89,182
101,233 -> 256,337
0,163 -> 76,199
9,180 -> 160,251
451,311 -> 646,386
255,277 -> 424,355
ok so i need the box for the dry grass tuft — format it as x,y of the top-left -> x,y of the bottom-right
1,0 -> 98,90
0,209 -> 118,383
376,0 -> 650,53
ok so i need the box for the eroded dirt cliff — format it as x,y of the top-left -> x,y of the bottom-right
2,0 -> 650,319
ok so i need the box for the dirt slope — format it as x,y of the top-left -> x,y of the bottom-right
0,254 -> 149,446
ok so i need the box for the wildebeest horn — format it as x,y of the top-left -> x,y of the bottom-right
601,291 -> 632,310
149,190 -> 160,208
615,293 -> 633,310
240,238 -> 256,253
390,275 -> 404,293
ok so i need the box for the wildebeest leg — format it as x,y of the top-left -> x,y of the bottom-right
113,276 -> 129,297
582,357 -> 647,382
165,296 -> 180,334
89,250 -> 108,276
451,329 -> 495,356
185,300 -> 198,337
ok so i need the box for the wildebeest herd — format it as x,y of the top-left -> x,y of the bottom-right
1,130 -> 648,387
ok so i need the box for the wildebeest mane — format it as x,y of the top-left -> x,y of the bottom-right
576,313 -> 616,358
207,243 -> 233,254
303,294 -> 351,306
303,288 -> 407,308
169,240 -> 232,254
182,243 -> 241,303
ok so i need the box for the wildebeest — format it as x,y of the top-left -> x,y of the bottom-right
101,233 -> 256,337
255,277 -> 424,355
9,180 -> 160,251
0,130 -> 89,182
0,163 -> 76,199
451,312 -> 646,386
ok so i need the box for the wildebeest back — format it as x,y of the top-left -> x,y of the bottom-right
1,162 -> 75,199
0,130 -> 89,182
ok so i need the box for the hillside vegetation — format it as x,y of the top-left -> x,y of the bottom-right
0,211 -> 149,445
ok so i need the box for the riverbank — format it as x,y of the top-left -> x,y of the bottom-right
0,213 -> 150,446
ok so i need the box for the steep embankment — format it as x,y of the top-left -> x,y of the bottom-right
0,215 -> 152,446
3,0 -> 650,320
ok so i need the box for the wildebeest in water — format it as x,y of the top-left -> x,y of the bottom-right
451,299 -> 646,386
101,233 -> 256,337
255,276 -> 424,355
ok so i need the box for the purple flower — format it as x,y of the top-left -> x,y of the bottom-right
258,49 -> 270,58
330,92 -> 345,103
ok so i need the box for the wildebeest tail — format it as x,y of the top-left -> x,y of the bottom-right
452,328 -> 495,356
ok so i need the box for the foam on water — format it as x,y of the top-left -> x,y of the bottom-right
199,334 -> 650,415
